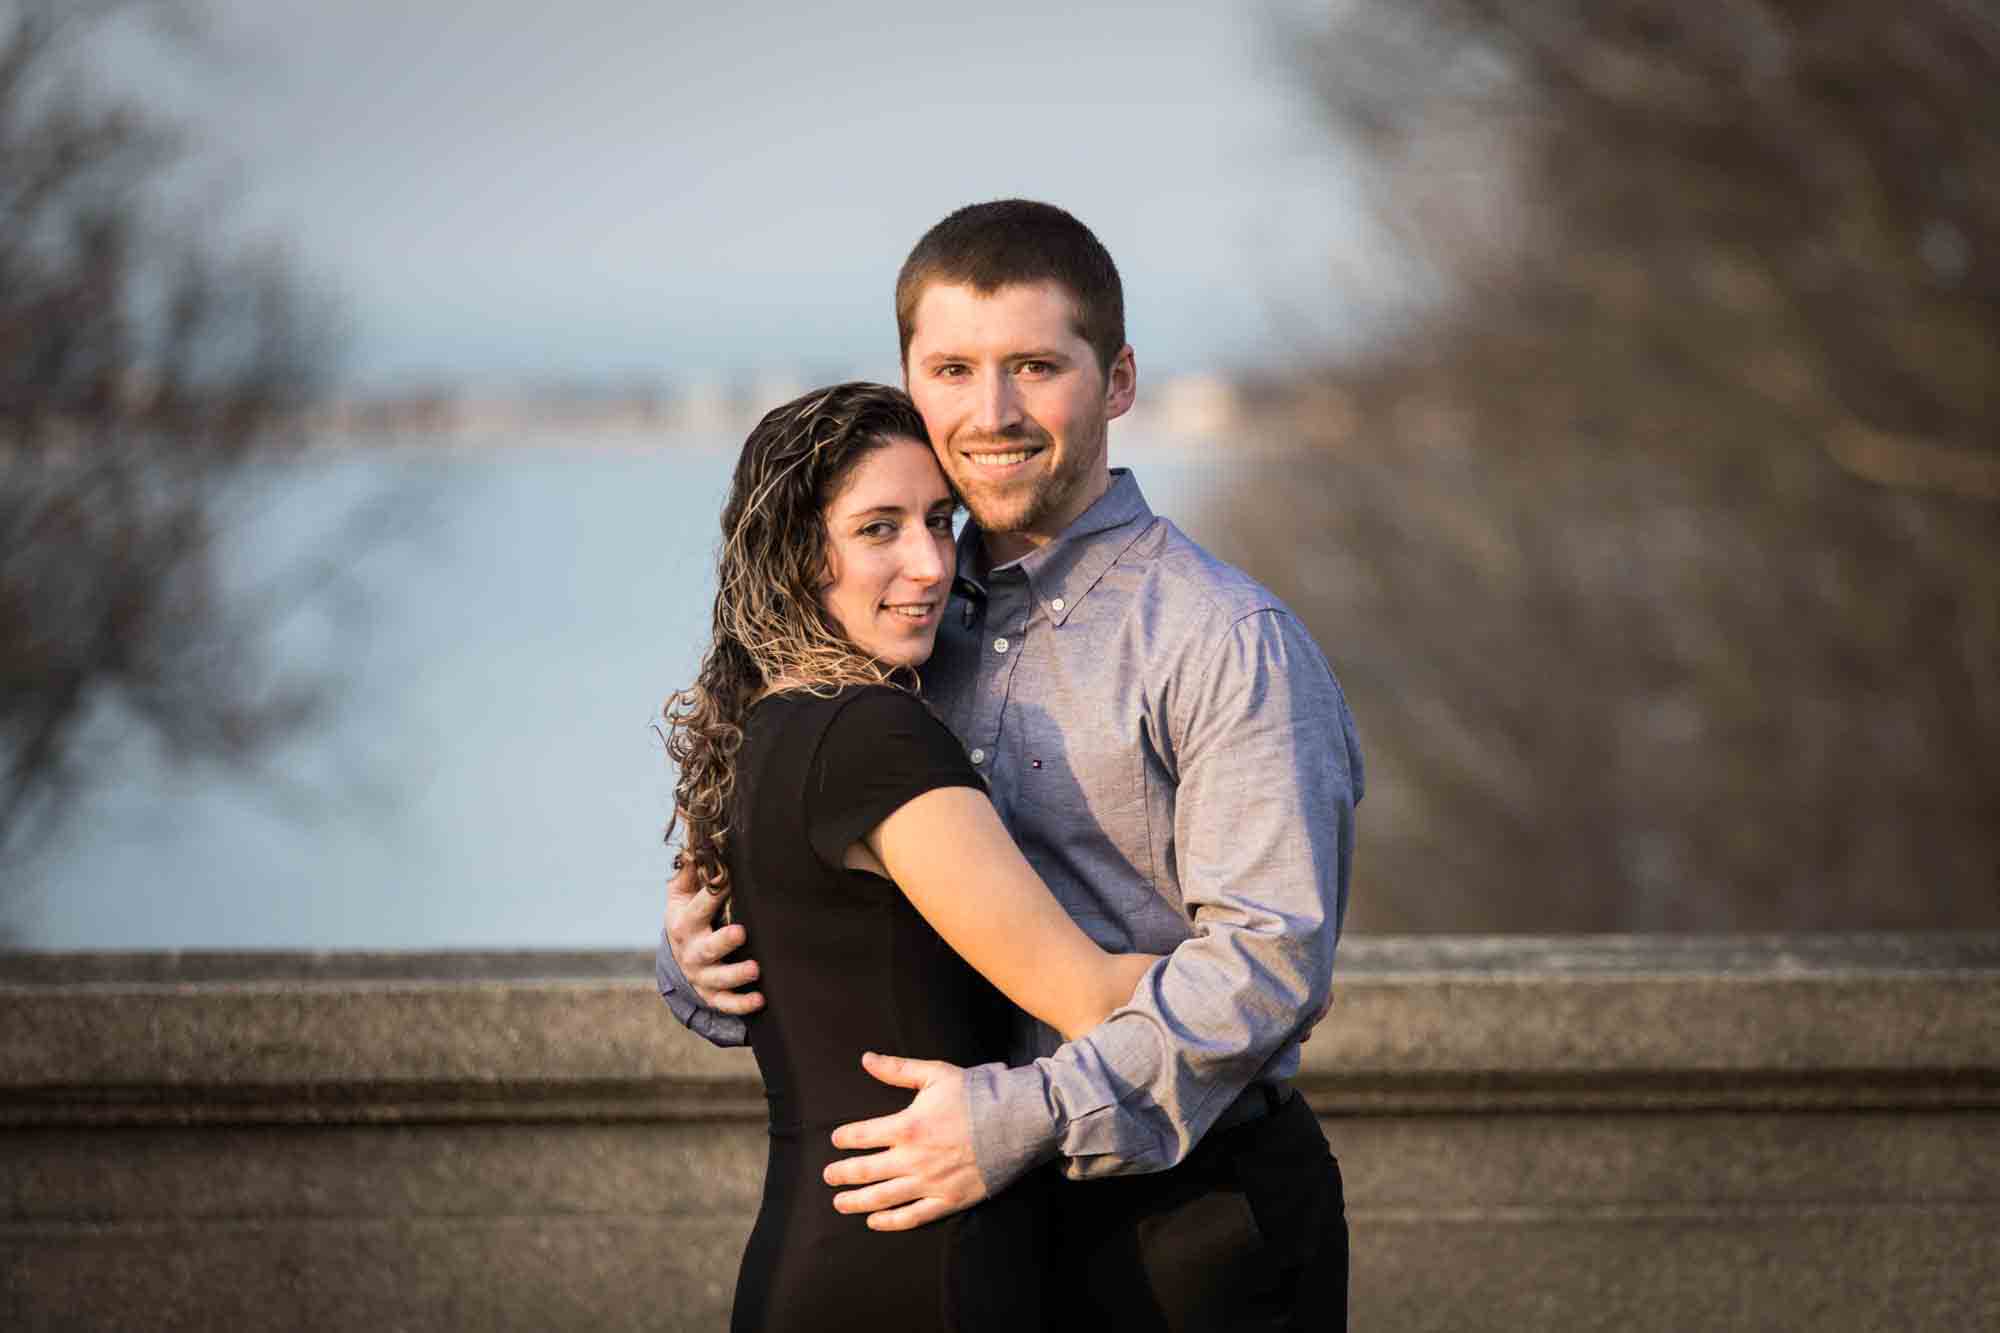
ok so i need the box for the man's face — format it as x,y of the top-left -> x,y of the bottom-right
903,280 -> 1135,558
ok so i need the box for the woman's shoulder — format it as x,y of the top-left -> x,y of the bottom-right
753,682 -> 937,747
760,680 -> 924,712
756,680 -> 914,719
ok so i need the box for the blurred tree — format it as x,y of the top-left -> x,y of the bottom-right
1,1 -> 333,879
1213,0 -> 1999,930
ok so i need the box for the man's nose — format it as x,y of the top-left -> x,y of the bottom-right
972,370 -> 1020,435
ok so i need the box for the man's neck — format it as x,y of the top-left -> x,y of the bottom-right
979,469 -> 1113,568
980,528 -> 1040,568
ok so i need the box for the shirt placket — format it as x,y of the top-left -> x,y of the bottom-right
966,568 -> 1032,822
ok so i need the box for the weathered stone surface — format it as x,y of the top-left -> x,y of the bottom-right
2,1122 -> 766,1330
0,978 -> 758,1090
5,1123 -> 769,1222
4,1217 -> 752,1332
9,938 -> 1994,1119
2,937 -> 1995,1330
1327,1104 -> 2000,1329
1327,1109 -> 2000,1210
1353,1210 -> 1999,1332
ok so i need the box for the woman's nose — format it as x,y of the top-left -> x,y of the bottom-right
903,529 -> 946,584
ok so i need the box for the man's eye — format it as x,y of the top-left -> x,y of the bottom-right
935,364 -> 968,379
1018,360 -> 1053,375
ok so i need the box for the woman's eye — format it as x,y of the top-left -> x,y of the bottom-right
860,521 -> 894,539
927,513 -> 954,534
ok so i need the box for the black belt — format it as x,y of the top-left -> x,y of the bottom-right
1210,1080 -> 1293,1134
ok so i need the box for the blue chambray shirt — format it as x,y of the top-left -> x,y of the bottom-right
657,470 -> 1363,1193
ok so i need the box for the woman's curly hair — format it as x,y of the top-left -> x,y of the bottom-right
662,382 -> 939,905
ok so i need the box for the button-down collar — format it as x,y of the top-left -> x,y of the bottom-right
950,469 -> 1155,628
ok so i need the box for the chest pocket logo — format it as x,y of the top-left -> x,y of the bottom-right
1009,698 -> 1151,915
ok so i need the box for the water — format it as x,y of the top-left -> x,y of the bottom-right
12,435 -> 1231,950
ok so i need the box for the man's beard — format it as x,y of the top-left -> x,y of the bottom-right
952,421 -> 1098,536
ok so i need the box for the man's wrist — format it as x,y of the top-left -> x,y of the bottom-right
962,1060 -> 1062,1195
655,924 -> 685,998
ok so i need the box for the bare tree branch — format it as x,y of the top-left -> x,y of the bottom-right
0,1 -> 338,882
1213,0 -> 2000,931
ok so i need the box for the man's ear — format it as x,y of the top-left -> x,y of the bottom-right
1104,345 -> 1137,422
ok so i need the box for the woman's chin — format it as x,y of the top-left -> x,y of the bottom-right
871,632 -> 938,671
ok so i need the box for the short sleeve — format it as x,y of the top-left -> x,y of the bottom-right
805,686 -> 985,869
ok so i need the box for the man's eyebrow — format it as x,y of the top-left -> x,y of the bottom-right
916,347 -> 1071,366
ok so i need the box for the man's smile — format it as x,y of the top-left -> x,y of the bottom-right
959,445 -> 1048,472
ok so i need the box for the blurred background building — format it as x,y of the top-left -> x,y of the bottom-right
3,0 -> 1995,948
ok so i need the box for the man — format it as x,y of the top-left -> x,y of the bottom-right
660,200 -> 1362,1328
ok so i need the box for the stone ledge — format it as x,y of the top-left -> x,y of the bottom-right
6,932 -> 1995,985
4,936 -> 1995,1126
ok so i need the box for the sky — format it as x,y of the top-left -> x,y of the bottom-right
12,1 -> 1397,949
99,0 -> 1383,388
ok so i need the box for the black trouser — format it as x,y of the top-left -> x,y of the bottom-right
1047,1091 -> 1348,1332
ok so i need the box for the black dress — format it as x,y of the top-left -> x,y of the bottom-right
726,684 -> 1050,1333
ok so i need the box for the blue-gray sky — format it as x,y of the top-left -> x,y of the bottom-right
21,1 -> 1396,949
113,0 -> 1381,386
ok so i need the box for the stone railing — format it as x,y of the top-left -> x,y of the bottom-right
3,936 -> 1995,1330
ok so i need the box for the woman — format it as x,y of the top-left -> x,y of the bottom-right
660,382 -> 1157,1332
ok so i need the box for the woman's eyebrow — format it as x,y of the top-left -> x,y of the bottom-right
840,502 -> 909,520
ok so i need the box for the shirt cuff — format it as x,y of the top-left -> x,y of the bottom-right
963,1060 -> 1063,1195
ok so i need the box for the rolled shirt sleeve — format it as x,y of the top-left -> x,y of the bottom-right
963,610 -> 1361,1191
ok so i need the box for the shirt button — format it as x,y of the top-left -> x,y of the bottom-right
969,748 -> 987,764
993,637 -> 1010,654
1050,598 -> 1065,613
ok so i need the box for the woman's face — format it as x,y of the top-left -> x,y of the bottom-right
818,436 -> 957,668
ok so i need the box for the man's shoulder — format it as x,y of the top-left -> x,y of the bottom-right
1126,515 -> 1297,631
1118,514 -> 1353,760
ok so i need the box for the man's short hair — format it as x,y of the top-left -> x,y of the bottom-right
896,200 -> 1126,374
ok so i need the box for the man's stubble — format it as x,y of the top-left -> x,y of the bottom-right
948,416 -> 1110,545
